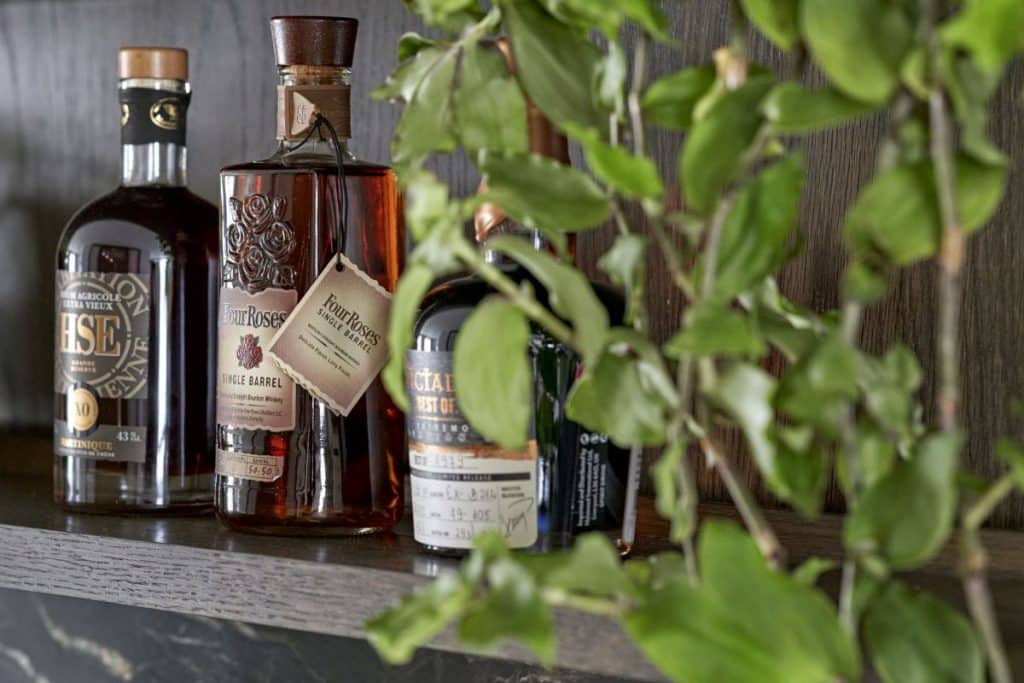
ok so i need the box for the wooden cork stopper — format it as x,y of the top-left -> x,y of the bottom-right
270,16 -> 358,67
118,47 -> 188,80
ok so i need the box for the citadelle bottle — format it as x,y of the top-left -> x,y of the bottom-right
215,16 -> 405,534
54,48 -> 218,511
406,68 -> 631,555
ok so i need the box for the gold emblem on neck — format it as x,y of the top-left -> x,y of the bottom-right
149,97 -> 181,130
121,103 -> 130,127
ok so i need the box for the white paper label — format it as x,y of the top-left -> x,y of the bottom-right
409,443 -> 538,550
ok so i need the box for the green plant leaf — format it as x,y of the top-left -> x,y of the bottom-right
942,0 -> 1024,73
566,329 -> 672,447
391,47 -> 460,167
396,32 -> 437,62
843,260 -> 889,304
531,533 -> 634,598
844,157 -> 1009,265
800,0 -> 913,103
538,0 -> 670,40
712,153 -> 804,299
454,41 -> 529,153
503,0 -> 606,131
598,234 -> 647,327
650,438 -> 697,543
624,521 -> 860,683
762,83 -> 879,134
864,582 -> 983,683
740,0 -> 799,51
384,264 -> 437,411
487,236 -> 609,363
405,0 -> 487,30
642,65 -> 716,131
366,572 -> 473,665
665,301 -> 766,359
792,557 -> 837,587
776,332 -> 859,435
838,420 -> 897,495
845,431 -> 962,569
477,150 -> 613,237
705,363 -> 777,481
563,124 -> 665,199
373,43 -> 445,102
773,425 -> 830,517
680,74 -> 775,215
996,439 -> 1024,488
748,281 -> 824,360
453,297 -> 532,449
859,345 -> 922,439
458,557 -> 556,664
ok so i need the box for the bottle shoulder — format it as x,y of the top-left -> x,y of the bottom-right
221,155 -> 394,177
57,186 -> 218,268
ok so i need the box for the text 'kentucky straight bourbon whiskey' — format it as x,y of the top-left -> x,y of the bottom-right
54,48 -> 218,511
215,16 -> 405,534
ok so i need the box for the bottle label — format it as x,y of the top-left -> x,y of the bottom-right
406,349 -> 538,550
54,271 -> 149,462
216,286 -> 298,431
268,253 -> 392,417
215,448 -> 283,483
120,88 -> 188,146
572,430 -> 626,532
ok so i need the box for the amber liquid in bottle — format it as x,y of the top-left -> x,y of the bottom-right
54,71 -> 218,511
214,62 -> 405,534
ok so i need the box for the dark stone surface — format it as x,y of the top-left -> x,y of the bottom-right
0,588 -> 629,683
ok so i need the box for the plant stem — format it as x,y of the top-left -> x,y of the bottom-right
924,4 -> 1011,678
455,241 -> 575,348
700,435 -> 784,567
965,474 -> 1017,531
628,36 -> 649,158
542,589 -> 624,618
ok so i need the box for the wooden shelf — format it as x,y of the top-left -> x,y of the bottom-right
3,434 -> 1024,680
0,436 -> 663,681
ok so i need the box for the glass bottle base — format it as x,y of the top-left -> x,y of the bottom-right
215,510 -> 401,537
54,465 -> 214,514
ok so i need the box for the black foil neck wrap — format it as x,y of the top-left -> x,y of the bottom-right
119,88 -> 189,146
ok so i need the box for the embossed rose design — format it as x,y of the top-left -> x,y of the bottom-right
271,265 -> 296,288
241,194 -> 273,233
225,193 -> 296,292
228,197 -> 243,224
226,222 -> 247,261
259,221 -> 295,260
238,244 -> 270,288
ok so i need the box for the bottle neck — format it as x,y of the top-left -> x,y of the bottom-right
275,65 -> 353,159
482,223 -> 550,265
119,78 -> 189,187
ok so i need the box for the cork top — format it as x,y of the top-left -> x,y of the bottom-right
118,47 -> 188,80
270,16 -> 358,67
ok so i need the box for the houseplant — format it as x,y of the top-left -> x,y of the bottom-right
367,1 -> 1024,681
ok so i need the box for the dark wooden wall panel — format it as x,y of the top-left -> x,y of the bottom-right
1,0 -> 1022,525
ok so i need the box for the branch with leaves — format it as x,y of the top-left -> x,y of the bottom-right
368,1 -> 1024,681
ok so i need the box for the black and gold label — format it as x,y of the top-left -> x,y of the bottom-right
54,271 -> 149,463
119,88 -> 188,145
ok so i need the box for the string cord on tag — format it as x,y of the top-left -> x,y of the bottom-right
286,113 -> 349,272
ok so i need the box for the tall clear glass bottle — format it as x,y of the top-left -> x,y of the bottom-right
54,48 -> 218,511
215,16 -> 405,535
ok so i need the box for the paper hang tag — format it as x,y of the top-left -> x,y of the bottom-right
267,254 -> 392,416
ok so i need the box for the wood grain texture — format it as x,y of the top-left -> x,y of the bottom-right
1,0 -> 1023,525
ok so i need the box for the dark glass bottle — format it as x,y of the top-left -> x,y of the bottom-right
214,17 -> 404,535
54,48 -> 218,511
406,85 -> 631,555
